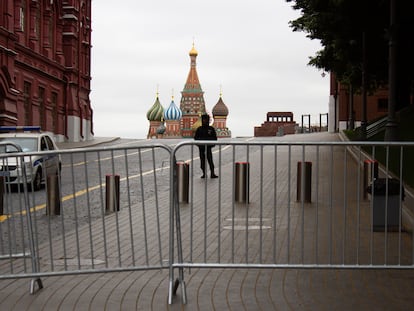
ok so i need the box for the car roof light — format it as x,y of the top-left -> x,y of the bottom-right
0,126 -> 41,132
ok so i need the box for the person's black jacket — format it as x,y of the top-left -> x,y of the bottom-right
194,125 -> 217,148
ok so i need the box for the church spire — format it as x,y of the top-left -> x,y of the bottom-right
183,43 -> 202,93
180,43 -> 206,137
189,41 -> 198,57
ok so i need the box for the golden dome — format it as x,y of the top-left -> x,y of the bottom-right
189,44 -> 198,56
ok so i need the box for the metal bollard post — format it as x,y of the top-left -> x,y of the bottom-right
106,174 -> 120,212
46,174 -> 60,215
363,159 -> 378,199
234,162 -> 249,203
176,162 -> 189,203
297,161 -> 312,203
0,176 -> 4,215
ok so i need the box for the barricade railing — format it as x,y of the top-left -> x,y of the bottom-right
366,116 -> 387,138
169,140 -> 414,304
0,139 -> 413,305
0,142 -> 173,294
0,142 -> 42,293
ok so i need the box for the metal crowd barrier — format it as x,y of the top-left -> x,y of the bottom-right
169,140 -> 414,304
0,142 -> 42,293
0,142 -> 173,294
0,140 -> 413,305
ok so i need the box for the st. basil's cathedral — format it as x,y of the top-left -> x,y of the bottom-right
146,45 -> 231,139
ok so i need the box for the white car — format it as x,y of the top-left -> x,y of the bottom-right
0,126 -> 61,191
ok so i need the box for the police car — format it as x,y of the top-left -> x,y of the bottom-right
0,126 -> 61,191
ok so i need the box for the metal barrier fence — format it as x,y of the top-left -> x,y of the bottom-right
170,140 -> 414,304
0,142 -> 42,293
0,140 -> 413,305
0,142 -> 173,294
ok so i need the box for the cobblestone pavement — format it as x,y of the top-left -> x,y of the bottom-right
1,133 -> 414,311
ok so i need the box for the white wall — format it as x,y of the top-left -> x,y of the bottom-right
66,116 -> 94,142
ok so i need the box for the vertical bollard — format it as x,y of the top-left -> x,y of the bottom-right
46,174 -> 60,215
0,176 -> 4,215
297,161 -> 312,203
176,162 -> 189,203
106,174 -> 120,212
235,162 -> 249,203
363,159 -> 378,199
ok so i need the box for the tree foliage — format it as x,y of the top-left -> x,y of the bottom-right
286,0 -> 413,102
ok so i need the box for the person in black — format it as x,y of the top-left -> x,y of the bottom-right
194,114 -> 218,178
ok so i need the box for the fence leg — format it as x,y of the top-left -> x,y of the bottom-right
30,278 -> 43,294
168,156 -> 187,305
20,157 -> 43,294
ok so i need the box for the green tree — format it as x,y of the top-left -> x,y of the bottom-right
286,0 -> 413,110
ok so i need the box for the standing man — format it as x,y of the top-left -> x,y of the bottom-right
194,114 -> 218,178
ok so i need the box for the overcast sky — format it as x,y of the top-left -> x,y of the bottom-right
90,0 -> 330,139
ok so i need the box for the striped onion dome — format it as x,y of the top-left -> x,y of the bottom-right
146,96 -> 164,121
164,98 -> 182,121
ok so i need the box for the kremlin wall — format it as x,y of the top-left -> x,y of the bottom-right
146,45 -> 231,139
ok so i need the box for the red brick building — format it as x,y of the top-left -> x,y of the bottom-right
328,73 -> 390,132
0,0 -> 93,142
254,112 -> 297,136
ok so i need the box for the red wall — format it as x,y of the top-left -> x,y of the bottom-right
0,0 -> 92,140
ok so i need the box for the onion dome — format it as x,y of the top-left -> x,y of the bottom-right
212,95 -> 229,117
146,96 -> 164,121
189,43 -> 198,56
164,97 -> 182,121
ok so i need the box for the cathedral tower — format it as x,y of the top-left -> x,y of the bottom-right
212,92 -> 231,138
163,95 -> 182,138
180,44 -> 206,137
146,93 -> 164,139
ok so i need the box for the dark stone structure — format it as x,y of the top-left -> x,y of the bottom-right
254,112 -> 297,137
